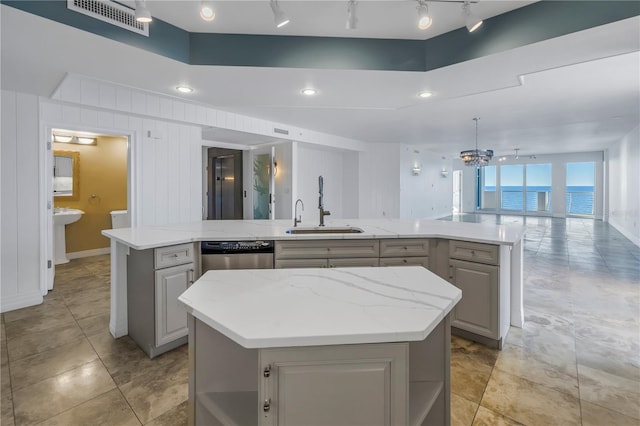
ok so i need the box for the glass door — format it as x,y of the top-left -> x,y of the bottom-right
500,164 -> 524,212
478,166 -> 497,210
526,163 -> 552,213
252,146 -> 275,220
566,162 -> 595,216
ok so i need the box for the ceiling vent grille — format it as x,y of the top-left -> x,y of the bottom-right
67,0 -> 149,36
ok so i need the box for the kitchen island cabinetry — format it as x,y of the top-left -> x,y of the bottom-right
275,239 -> 380,268
127,243 -> 196,358
180,267 -> 460,426
447,240 -> 509,349
379,238 -> 430,268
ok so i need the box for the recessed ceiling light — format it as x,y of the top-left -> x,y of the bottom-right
301,88 -> 318,96
176,86 -> 194,94
418,91 -> 433,98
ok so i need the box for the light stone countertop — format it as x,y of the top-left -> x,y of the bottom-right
178,266 -> 462,349
102,218 -> 524,250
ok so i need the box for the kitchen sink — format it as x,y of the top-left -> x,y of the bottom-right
286,226 -> 364,234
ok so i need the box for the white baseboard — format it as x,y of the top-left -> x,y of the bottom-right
67,247 -> 111,260
609,217 -> 640,248
1,291 -> 43,313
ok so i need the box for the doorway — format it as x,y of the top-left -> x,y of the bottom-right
207,147 -> 243,220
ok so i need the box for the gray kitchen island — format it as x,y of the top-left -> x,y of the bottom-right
102,218 -> 524,355
178,266 -> 461,425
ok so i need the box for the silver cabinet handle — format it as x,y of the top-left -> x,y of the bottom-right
263,398 -> 271,412
263,365 -> 271,378
188,269 -> 194,285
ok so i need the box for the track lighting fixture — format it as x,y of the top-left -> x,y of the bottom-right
416,0 -> 432,30
134,0 -> 152,23
346,0 -> 358,30
270,0 -> 290,28
462,1 -> 482,33
200,1 -> 215,22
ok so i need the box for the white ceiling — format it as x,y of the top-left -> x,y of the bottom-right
1,3 -> 639,158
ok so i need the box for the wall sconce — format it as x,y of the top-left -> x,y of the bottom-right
440,168 -> 448,178
412,165 -> 421,175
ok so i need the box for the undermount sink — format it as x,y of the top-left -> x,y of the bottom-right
53,208 -> 84,264
286,226 -> 364,234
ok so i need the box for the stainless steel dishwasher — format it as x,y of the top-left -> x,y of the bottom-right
201,240 -> 274,271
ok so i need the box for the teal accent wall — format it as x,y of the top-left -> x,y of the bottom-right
2,0 -> 190,63
3,0 -> 639,72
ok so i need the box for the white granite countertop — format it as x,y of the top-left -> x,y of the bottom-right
102,218 -> 524,250
178,266 -> 462,349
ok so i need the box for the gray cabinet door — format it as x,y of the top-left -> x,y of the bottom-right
449,259 -> 499,339
259,344 -> 408,426
155,263 -> 192,346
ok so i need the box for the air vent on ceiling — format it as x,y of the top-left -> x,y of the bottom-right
67,0 -> 149,36
274,127 -> 289,135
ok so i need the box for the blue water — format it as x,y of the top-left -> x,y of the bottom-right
483,186 -> 594,214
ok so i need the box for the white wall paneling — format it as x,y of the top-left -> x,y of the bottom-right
296,143 -> 356,223
607,125 -> 640,246
358,143 -> 401,219
1,91 -> 44,312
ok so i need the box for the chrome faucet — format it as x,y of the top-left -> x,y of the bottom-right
318,176 -> 331,226
294,199 -> 304,227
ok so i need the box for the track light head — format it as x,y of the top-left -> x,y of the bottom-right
200,1 -> 215,22
416,1 -> 432,30
463,1 -> 482,32
346,0 -> 358,30
134,0 -> 152,23
270,0 -> 290,28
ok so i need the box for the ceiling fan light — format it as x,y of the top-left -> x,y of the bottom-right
134,0 -> 152,23
200,1 -> 215,21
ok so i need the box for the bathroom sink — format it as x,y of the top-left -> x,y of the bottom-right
53,208 -> 85,226
53,208 -> 84,265
286,226 -> 364,234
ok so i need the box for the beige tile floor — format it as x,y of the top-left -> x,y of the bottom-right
1,215 -> 638,425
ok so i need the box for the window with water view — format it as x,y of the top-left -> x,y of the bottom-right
566,162 -> 595,216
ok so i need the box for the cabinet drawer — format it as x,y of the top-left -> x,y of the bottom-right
276,240 -> 379,259
379,257 -> 429,268
275,258 -> 329,269
448,240 -> 499,265
380,239 -> 429,257
329,258 -> 380,268
155,243 -> 195,269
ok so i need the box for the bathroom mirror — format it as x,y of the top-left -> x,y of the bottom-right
53,150 -> 79,201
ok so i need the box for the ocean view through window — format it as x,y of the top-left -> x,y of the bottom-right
566,162 -> 595,216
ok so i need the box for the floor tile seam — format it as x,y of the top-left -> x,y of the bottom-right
452,389 -> 482,425
29,388 -> 119,426
475,374 -> 528,426
9,356 -> 103,395
577,396 -> 640,421
113,385 -> 144,426
6,339 -> 97,383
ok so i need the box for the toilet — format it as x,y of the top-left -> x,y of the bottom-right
110,210 -> 129,229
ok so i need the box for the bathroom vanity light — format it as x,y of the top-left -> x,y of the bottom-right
53,134 -> 97,145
